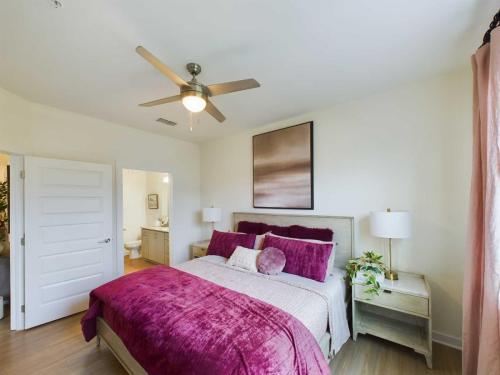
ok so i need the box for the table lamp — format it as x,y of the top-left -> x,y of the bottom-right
202,207 -> 221,232
370,208 -> 411,281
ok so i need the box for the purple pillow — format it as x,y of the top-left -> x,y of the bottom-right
237,221 -> 267,235
289,225 -> 333,242
262,235 -> 332,282
257,247 -> 286,275
266,224 -> 291,237
206,230 -> 257,258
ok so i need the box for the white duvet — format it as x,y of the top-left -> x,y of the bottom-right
174,255 -> 350,355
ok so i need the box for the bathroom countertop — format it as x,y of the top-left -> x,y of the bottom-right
142,226 -> 169,233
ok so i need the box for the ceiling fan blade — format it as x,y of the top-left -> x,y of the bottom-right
139,95 -> 182,107
207,79 -> 260,96
136,46 -> 188,87
205,100 -> 226,123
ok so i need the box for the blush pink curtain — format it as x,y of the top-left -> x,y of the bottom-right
462,28 -> 500,375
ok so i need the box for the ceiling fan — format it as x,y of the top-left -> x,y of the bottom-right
136,46 -> 260,123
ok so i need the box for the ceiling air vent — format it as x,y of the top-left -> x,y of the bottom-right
156,118 -> 177,126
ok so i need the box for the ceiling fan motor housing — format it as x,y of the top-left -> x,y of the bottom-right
181,80 -> 209,101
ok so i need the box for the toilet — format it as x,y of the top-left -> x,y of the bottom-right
125,240 -> 142,259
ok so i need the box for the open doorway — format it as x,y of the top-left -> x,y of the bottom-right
122,169 -> 171,274
0,153 -> 10,321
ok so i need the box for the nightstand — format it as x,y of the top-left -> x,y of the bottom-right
352,272 -> 432,368
191,240 -> 210,259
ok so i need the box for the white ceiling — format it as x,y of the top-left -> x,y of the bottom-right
0,1 -> 497,142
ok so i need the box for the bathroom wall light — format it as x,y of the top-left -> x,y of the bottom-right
163,175 -> 169,184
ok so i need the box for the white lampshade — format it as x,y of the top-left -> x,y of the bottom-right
202,207 -> 221,223
370,210 -> 411,239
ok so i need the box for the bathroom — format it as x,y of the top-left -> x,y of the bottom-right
122,168 -> 171,274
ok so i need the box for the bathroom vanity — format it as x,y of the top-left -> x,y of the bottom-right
141,227 -> 169,265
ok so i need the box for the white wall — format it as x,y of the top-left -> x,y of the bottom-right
145,172 -> 170,227
201,69 -> 472,344
0,87 -> 202,266
122,169 -> 147,243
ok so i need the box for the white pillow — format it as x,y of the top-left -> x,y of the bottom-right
265,233 -> 336,275
226,246 -> 262,272
233,231 -> 270,250
254,232 -> 271,249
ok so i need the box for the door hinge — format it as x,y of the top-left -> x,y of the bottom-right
20,170 -> 25,179
20,235 -> 25,246
21,305 -> 25,313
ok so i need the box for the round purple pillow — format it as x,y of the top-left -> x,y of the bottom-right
257,247 -> 286,275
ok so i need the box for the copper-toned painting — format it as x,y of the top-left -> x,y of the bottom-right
253,122 -> 313,209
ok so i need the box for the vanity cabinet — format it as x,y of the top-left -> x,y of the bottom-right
141,228 -> 169,265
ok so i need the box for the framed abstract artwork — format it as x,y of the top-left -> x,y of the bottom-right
147,194 -> 159,209
253,121 -> 314,209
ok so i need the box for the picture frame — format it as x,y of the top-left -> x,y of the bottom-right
253,121 -> 314,209
147,194 -> 159,209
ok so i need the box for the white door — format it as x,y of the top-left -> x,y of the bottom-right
24,157 -> 113,329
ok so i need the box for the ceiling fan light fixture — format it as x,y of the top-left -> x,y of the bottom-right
182,93 -> 206,113
136,47 -> 260,123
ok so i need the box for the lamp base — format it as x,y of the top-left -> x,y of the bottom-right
385,270 -> 399,281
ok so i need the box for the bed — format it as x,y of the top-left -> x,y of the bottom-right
83,213 -> 354,375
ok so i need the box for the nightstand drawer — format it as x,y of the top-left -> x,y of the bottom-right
355,285 -> 429,317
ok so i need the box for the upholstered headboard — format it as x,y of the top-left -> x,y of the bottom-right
233,212 -> 354,269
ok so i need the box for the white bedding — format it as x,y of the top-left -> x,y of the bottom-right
174,255 -> 350,355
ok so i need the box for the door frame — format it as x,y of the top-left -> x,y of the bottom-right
116,164 -> 173,275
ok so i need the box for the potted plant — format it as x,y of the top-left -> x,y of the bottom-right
346,250 -> 387,298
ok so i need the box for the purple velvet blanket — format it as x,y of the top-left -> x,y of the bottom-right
81,266 -> 330,375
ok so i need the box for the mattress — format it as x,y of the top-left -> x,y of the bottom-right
174,255 -> 350,354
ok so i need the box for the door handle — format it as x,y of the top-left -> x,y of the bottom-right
98,238 -> 111,244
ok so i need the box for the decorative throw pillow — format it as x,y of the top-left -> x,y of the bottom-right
226,246 -> 261,272
206,230 -> 257,258
237,221 -> 333,241
267,233 -> 336,276
253,232 -> 271,250
288,225 -> 333,242
237,221 -> 290,237
266,224 -> 291,237
257,247 -> 286,275
237,221 -> 267,235
262,235 -> 333,282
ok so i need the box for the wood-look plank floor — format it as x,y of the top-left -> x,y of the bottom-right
0,312 -> 461,374
330,335 -> 461,375
124,255 -> 155,274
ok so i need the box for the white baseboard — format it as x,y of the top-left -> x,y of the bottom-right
433,330 -> 462,350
